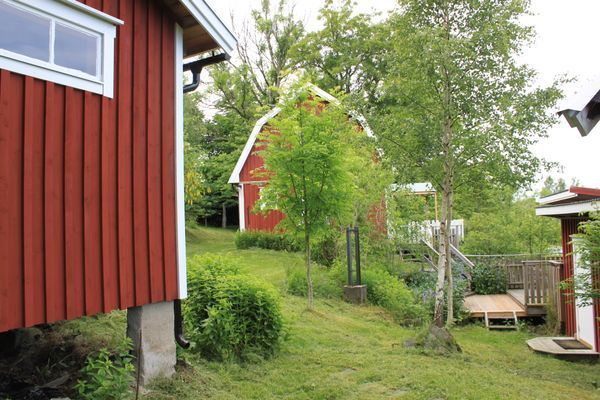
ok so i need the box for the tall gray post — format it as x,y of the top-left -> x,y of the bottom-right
127,301 -> 176,386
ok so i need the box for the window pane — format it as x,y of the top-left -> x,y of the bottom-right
0,1 -> 50,61
54,23 -> 98,77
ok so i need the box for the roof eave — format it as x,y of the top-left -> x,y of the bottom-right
178,0 -> 237,56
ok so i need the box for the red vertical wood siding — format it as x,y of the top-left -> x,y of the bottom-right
240,140 -> 284,232
560,218 -> 580,337
239,129 -> 387,234
243,183 -> 285,232
0,0 -> 179,332
561,217 -> 600,349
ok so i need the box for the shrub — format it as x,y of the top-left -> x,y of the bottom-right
471,264 -> 508,294
312,233 -> 341,268
406,269 -> 469,322
361,267 -> 426,325
286,266 -> 342,298
75,338 -> 134,400
235,231 -> 302,252
185,254 -> 284,361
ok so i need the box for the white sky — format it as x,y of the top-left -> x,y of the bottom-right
206,0 -> 600,189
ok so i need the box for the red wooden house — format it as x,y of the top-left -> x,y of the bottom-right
0,0 -> 234,344
536,187 -> 600,354
228,85 -> 386,233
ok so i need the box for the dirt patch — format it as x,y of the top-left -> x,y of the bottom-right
0,325 -> 102,399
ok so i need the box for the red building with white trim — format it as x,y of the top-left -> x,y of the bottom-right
536,186 -> 600,352
0,0 -> 234,345
228,85 -> 386,233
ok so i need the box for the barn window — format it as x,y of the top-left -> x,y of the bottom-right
0,0 -> 123,97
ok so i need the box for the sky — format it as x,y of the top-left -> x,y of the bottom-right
206,0 -> 600,190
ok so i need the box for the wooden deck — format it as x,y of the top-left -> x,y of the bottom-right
527,337 -> 599,361
507,289 -> 525,305
463,293 -> 527,318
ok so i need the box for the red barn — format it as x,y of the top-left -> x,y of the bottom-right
0,0 -> 235,382
535,186 -> 600,354
228,85 -> 386,233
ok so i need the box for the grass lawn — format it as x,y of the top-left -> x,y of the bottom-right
145,227 -> 600,400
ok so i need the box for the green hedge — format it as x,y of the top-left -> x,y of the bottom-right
471,264 -> 508,295
360,266 -> 427,326
235,231 -> 302,252
286,260 -> 426,326
184,254 -> 284,361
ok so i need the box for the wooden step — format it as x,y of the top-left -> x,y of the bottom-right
486,312 -> 517,319
488,325 -> 517,330
484,311 -> 518,330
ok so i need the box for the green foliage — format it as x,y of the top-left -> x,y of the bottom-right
293,0 -> 389,102
258,84 -> 355,237
539,175 -> 568,198
376,0 -> 565,325
75,338 -> 134,400
311,231 -> 342,268
234,230 -> 302,252
184,141 -> 204,207
286,267 -> 342,299
462,196 -> 561,255
378,0 -> 565,193
471,264 -> 508,295
183,92 -> 251,224
258,83 -> 358,308
360,266 -> 426,326
405,269 -> 469,322
184,254 -> 284,361
571,214 -> 600,306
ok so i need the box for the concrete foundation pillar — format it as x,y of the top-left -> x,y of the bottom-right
127,301 -> 176,385
343,285 -> 367,304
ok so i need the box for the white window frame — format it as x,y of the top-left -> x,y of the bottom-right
0,0 -> 123,97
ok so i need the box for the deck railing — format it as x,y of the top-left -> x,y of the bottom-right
522,260 -> 561,307
466,254 -> 562,308
506,263 -> 524,289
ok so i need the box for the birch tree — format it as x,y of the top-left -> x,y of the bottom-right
376,0 -> 564,327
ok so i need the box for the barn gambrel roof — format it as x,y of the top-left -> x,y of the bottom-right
228,84 -> 374,184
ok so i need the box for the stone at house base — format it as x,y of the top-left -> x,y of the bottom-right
343,285 -> 367,304
127,301 -> 176,386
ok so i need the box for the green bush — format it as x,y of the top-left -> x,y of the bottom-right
286,266 -> 342,298
312,232 -> 342,268
407,269 -> 469,322
471,264 -> 508,294
185,254 -> 284,361
235,231 -> 302,252
75,338 -> 134,400
360,267 -> 426,325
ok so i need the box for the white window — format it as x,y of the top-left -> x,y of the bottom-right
0,0 -> 123,97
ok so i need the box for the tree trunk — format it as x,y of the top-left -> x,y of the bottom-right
445,187 -> 454,326
305,228 -> 314,310
434,102 -> 454,327
433,189 -> 449,327
221,203 -> 227,228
